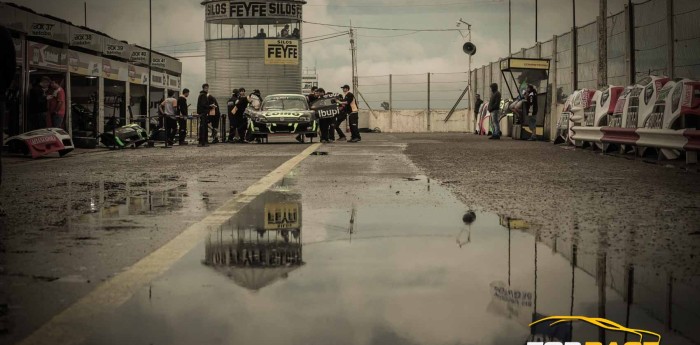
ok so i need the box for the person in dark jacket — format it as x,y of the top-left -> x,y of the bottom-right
196,84 -> 212,147
524,84 -> 538,141
474,94 -> 483,134
226,88 -> 239,143
207,93 -> 221,144
177,88 -> 190,145
488,83 -> 502,140
231,88 -> 249,143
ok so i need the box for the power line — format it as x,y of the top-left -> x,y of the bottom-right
302,20 -> 461,32
304,0 -> 503,7
304,32 -> 349,44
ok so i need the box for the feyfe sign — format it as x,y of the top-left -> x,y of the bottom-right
205,0 -> 303,22
264,39 -> 298,65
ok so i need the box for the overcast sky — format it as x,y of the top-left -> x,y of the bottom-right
16,0 -> 626,97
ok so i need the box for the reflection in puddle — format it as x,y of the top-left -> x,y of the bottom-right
73,181 -> 187,227
82,177 -> 699,345
204,190 -> 304,291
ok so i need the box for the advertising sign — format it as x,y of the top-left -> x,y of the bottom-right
167,75 -> 181,91
103,38 -> 130,59
70,27 -> 104,52
102,59 -> 128,81
264,39 -> 299,65
130,46 -> 149,64
0,3 -> 28,33
150,71 -> 166,88
67,50 -> 101,77
263,202 -> 300,230
128,65 -> 149,85
28,41 -> 67,71
205,0 -> 303,23
27,13 -> 69,43
151,56 -> 167,69
501,58 -> 550,71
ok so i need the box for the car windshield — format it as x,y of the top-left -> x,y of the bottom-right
263,97 -> 308,111
310,98 -> 338,110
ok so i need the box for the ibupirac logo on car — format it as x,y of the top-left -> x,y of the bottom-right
527,316 -> 661,345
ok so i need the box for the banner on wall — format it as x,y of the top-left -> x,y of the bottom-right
128,65 -> 149,85
102,59 -> 128,81
150,71 -> 166,88
167,75 -> 181,91
205,0 -> 303,23
28,42 -> 67,71
67,50 -> 101,77
264,39 -> 299,65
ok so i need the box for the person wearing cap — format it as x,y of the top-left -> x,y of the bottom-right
488,83 -> 502,140
340,85 -> 360,142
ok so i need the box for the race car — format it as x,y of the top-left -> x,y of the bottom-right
4,128 -> 75,158
246,94 -> 318,143
99,123 -> 149,149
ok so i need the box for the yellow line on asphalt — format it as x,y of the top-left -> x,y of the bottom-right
17,143 -> 322,345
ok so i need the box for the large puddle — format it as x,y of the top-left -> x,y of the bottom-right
81,176 -> 699,345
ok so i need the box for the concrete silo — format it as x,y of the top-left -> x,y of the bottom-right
202,0 -> 305,101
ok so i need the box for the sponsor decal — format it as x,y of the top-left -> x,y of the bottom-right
526,316 -> 661,345
264,39 -> 299,65
317,106 -> 339,119
28,135 -> 59,146
681,84 -> 693,108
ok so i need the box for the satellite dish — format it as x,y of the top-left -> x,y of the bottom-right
462,42 -> 477,56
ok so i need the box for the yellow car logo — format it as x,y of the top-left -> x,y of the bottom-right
529,316 -> 661,345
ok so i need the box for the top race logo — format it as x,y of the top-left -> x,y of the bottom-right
527,316 -> 661,345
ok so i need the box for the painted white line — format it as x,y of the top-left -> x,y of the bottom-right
18,143 -> 322,345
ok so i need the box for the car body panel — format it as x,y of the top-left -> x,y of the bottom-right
5,128 -> 75,158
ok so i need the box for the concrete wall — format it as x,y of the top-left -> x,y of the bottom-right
359,109 -> 471,133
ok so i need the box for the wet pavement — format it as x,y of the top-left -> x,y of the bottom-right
2,134 -> 699,344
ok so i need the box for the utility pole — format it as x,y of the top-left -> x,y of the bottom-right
146,0 -> 152,135
598,0 -> 608,88
349,23 -> 358,94
535,0 -> 538,43
84,2 -> 87,26
508,0 -> 512,55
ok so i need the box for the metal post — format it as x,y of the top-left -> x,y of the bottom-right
84,2 -> 87,26
535,0 -> 538,43
626,2 -> 635,84
598,0 -> 608,88
146,0 -> 152,135
427,73 -> 431,131
389,74 -> 393,130
667,0 -> 674,78
509,0 -> 512,55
